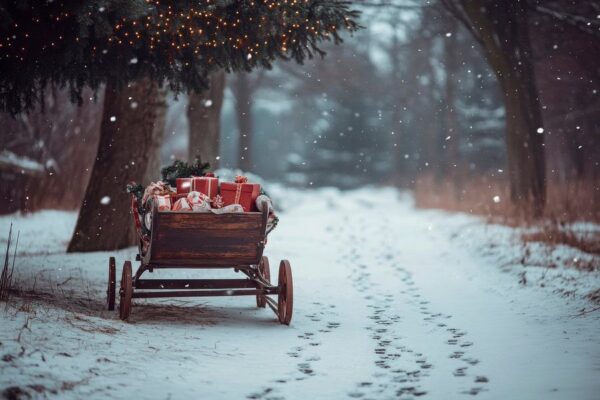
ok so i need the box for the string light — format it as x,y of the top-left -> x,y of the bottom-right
0,0 -> 360,114
2,0 -> 357,61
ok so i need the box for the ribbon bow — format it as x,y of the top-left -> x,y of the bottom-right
233,175 -> 248,207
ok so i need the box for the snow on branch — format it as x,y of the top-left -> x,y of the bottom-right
0,150 -> 45,176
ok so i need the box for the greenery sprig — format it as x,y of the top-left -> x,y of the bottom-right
125,182 -> 145,213
160,157 -> 211,187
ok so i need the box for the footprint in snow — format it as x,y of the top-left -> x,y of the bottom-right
297,362 -> 315,376
462,387 -> 487,396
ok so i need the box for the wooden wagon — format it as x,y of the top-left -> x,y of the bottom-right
106,196 -> 293,325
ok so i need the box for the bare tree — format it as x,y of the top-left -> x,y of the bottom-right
443,0 -> 546,215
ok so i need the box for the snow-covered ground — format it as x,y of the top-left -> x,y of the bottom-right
1,187 -> 599,400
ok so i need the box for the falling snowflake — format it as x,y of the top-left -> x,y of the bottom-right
100,196 -> 111,205
536,127 -> 544,133
204,99 -> 213,107
493,195 -> 501,203
110,116 -> 116,122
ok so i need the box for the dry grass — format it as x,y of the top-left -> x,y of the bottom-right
414,173 -> 600,256
521,222 -> 600,258
1,223 -> 19,302
414,174 -> 515,222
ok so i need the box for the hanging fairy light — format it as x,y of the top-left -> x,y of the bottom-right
0,0 -> 361,115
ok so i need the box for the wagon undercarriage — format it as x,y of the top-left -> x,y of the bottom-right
108,256 -> 293,324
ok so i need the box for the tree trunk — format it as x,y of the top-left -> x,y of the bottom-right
234,72 -> 254,171
142,93 -> 168,185
459,0 -> 546,215
443,17 -> 460,197
68,80 -> 167,252
187,70 -> 226,167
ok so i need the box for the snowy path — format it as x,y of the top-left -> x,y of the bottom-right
1,188 -> 599,399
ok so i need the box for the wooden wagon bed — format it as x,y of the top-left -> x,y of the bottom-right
106,197 -> 293,325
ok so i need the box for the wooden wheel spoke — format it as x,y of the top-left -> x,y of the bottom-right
277,260 -> 293,325
119,261 -> 133,321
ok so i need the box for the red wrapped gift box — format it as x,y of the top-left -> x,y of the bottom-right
220,176 -> 260,212
176,178 -> 192,194
191,173 -> 219,200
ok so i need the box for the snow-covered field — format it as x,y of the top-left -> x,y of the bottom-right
1,187 -> 599,400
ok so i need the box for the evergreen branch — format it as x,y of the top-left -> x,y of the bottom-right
0,0 -> 362,115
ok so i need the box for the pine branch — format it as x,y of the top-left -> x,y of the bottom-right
0,0 -> 362,115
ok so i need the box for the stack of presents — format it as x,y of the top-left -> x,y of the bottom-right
128,166 -> 278,236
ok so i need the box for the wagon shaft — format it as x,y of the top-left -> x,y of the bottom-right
133,288 -> 279,299
136,278 -> 261,290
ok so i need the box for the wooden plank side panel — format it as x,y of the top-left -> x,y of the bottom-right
149,211 -> 264,265
158,211 -> 263,231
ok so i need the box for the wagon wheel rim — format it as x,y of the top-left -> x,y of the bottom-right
119,261 -> 133,321
256,256 -> 270,308
107,257 -> 116,311
277,260 -> 293,325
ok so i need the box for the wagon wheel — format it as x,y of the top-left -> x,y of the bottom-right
107,257 -> 116,311
256,256 -> 271,308
277,260 -> 293,325
119,261 -> 133,321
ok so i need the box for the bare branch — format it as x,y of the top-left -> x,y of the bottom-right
440,0 -> 484,46
533,5 -> 600,38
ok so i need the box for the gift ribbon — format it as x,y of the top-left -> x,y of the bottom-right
234,182 -> 242,204
192,175 -> 215,198
233,175 -> 248,205
205,172 -> 216,200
